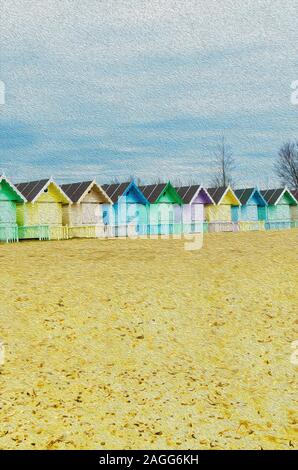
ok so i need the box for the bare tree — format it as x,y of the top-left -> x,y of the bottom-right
275,141 -> 298,189
210,135 -> 235,187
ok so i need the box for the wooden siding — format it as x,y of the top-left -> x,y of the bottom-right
205,204 -> 232,223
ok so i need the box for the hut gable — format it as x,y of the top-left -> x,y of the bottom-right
140,182 -> 182,204
207,186 -> 240,206
235,188 -> 267,207
61,180 -> 112,204
261,188 -> 297,206
102,181 -> 148,205
16,179 -> 71,204
175,185 -> 214,205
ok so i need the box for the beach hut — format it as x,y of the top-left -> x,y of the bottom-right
61,180 -> 112,238
102,181 -> 149,237
261,188 -> 298,230
205,186 -> 241,232
139,182 -> 183,235
289,189 -> 298,226
15,178 -> 71,240
175,185 -> 214,233
232,188 -> 267,231
0,174 -> 26,242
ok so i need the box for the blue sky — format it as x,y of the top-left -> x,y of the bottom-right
0,0 -> 297,186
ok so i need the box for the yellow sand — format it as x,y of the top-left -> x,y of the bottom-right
0,230 -> 297,450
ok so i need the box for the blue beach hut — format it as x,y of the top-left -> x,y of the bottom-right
101,181 -> 149,236
232,188 -> 267,231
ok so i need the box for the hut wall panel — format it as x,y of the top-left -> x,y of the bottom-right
267,204 -> 291,221
38,202 -> 62,225
81,203 -> 103,225
83,187 -> 105,203
205,204 -> 231,222
181,203 -> 204,233
0,200 -> 16,225
62,204 -> 72,225
290,205 -> 298,221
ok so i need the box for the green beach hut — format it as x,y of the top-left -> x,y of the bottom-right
261,187 -> 298,230
139,182 -> 183,235
0,174 -> 26,242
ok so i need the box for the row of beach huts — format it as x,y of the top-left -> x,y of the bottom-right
0,174 -> 298,242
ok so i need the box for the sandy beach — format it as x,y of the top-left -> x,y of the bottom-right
0,230 -> 297,449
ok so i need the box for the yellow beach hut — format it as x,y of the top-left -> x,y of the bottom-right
15,178 -> 71,240
205,186 -> 241,232
61,180 -> 113,238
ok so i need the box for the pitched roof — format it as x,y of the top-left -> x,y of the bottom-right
101,182 -> 131,203
261,188 -> 287,205
15,178 -> 71,204
175,185 -> 201,204
15,179 -> 50,202
61,180 -> 112,204
175,185 -> 214,204
207,186 -> 241,206
61,181 -> 93,202
234,188 -> 255,205
139,183 -> 167,203
207,187 -> 228,204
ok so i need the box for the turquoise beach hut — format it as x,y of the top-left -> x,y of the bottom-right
102,181 -> 149,236
261,188 -> 298,230
139,182 -> 183,235
232,188 -> 267,231
0,174 -> 26,242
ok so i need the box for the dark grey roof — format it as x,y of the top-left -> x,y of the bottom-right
260,188 -> 284,205
234,188 -> 255,205
15,179 -> 50,202
175,185 -> 201,204
102,182 -> 130,203
207,187 -> 228,204
61,181 -> 93,202
139,184 -> 167,203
